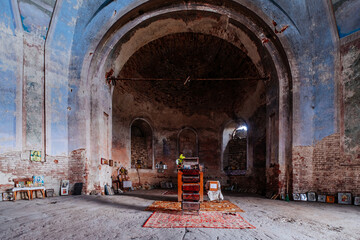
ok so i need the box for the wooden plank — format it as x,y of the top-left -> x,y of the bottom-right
182,184 -> 200,192
178,171 -> 183,202
182,169 -> 200,176
182,201 -> 200,211
183,193 -> 200,201
182,176 -> 200,183
200,172 -> 204,202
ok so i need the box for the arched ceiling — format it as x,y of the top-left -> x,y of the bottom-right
115,32 -> 264,117
120,32 -> 259,80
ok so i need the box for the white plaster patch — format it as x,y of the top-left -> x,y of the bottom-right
0,171 -> 13,185
0,17 -> 15,36
72,0 -> 84,10
345,89 -> 355,98
67,17 -> 77,27
0,32 -> 22,72
317,62 -> 335,83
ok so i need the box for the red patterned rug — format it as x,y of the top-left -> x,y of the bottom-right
145,200 -> 244,212
143,211 -> 255,229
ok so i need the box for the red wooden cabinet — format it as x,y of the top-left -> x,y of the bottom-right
178,170 -> 203,203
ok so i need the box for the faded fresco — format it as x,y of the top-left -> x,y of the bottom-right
18,0 -> 56,39
332,0 -> 360,38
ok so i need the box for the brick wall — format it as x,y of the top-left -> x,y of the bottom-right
0,151 -> 69,196
69,148 -> 87,193
226,138 -> 247,170
292,133 -> 360,195
131,136 -> 152,169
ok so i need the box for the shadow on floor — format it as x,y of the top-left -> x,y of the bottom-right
122,190 -> 177,202
75,195 -> 148,212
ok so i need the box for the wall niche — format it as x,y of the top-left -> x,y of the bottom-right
131,119 -> 153,169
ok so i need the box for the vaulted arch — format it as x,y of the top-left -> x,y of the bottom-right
78,0 -> 295,193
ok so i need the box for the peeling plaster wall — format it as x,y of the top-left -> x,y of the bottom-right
291,36 -> 360,196
0,0 -> 82,193
342,38 -> 360,161
1,0 -> 358,195
0,1 -> 21,154
112,80 -> 266,187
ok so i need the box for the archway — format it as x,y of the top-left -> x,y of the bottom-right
178,127 -> 199,157
130,118 -> 154,169
80,0 -> 295,194
222,120 -> 248,174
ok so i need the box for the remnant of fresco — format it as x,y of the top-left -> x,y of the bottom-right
18,0 -> 56,39
332,0 -> 360,38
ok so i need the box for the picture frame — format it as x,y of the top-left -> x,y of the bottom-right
209,181 -> 219,191
109,159 -> 113,167
354,197 -> 360,206
2,192 -> 13,201
33,176 -> 44,187
105,184 -> 113,195
101,158 -> 108,165
338,193 -> 352,205
318,194 -> 326,203
46,189 -> 54,197
61,180 -> 69,196
307,192 -> 317,202
2,192 -> 9,201
292,193 -> 300,201
326,195 -> 335,203
300,193 -> 307,201
30,150 -> 41,162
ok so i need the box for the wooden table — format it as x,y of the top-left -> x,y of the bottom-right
12,187 -> 45,201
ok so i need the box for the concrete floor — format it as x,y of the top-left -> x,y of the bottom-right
0,189 -> 359,240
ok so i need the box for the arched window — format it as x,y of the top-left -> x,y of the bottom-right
178,127 -> 198,157
222,120 -> 248,173
130,119 -> 153,169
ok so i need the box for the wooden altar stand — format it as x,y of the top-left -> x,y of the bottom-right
177,157 -> 203,211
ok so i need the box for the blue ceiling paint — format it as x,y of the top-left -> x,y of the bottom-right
86,0 -> 115,27
332,0 -> 360,38
0,0 -> 16,35
18,1 -> 52,39
269,0 -> 301,34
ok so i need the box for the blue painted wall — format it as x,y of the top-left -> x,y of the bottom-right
68,0 -> 338,147
0,0 -> 18,152
0,0 -> 347,154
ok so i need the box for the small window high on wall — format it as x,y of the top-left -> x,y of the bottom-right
131,119 -> 153,169
222,121 -> 248,173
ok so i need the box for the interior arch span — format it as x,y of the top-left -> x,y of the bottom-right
81,0 -> 294,194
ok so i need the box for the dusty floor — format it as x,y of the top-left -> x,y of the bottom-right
0,189 -> 359,240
